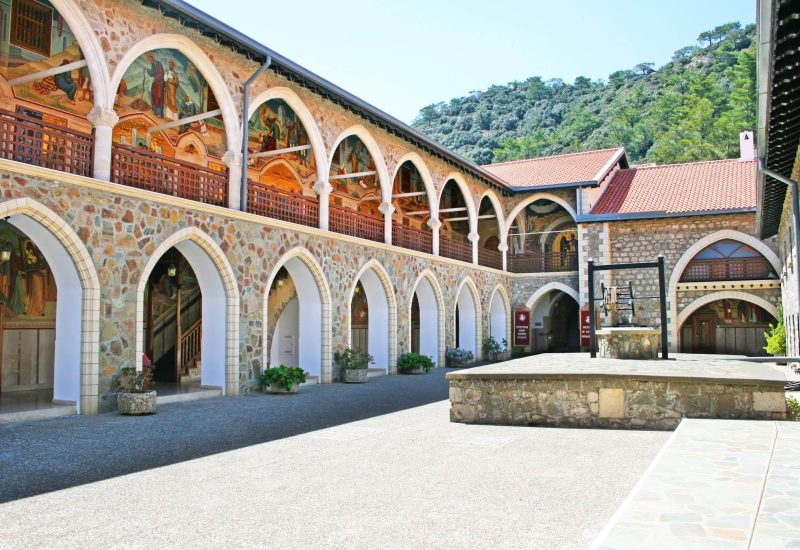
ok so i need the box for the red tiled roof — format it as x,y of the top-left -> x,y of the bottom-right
483,148 -> 625,188
591,159 -> 757,215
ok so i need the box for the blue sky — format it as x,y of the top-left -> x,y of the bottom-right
189,0 -> 755,124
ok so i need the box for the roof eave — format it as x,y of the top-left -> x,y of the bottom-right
507,180 -> 598,193
579,207 -> 757,223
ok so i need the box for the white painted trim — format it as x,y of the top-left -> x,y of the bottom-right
488,283 -> 512,347
454,276 -> 483,360
391,151 -> 439,218
409,269 -> 446,367
348,259 -> 398,374
440,173 -> 478,236
525,281 -> 580,310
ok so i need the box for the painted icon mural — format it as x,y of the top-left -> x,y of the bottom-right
392,160 -> 430,230
113,48 -> 226,159
329,135 -> 380,215
247,99 -> 316,193
0,0 -> 93,119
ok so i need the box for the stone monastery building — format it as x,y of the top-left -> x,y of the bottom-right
0,0 -> 783,416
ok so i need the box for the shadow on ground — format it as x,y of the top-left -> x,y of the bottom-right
0,368 -> 456,503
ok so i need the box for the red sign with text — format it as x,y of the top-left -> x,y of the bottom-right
514,310 -> 530,346
580,306 -> 591,349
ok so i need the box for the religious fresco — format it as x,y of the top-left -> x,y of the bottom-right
440,181 -> 469,239
247,99 -> 315,180
331,136 -> 377,195
693,300 -> 773,326
0,222 -> 56,325
392,161 -> 430,229
0,0 -> 93,118
113,48 -> 226,159
509,200 -> 575,254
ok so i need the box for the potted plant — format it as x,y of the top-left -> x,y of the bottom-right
260,365 -> 307,394
482,336 -> 509,362
116,365 -> 156,415
445,347 -> 473,368
335,346 -> 374,383
397,352 -> 434,374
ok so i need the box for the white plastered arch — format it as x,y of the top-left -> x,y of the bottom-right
391,151 -> 439,218
676,291 -> 778,331
488,284 -> 512,346
50,0 -> 112,110
248,86 -> 327,183
347,260 -> 398,374
440,173 -> 478,236
263,246 -> 333,382
478,190 -> 505,246
409,269 -> 446,367
525,281 -> 580,310
0,198 -> 100,414
108,34 -> 240,151
135,227 -> 240,395
328,125 -> 392,203
454,277 -> 482,359
502,193 -> 577,242
667,229 -> 781,352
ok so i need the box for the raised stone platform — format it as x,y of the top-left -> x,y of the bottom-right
447,353 -> 787,430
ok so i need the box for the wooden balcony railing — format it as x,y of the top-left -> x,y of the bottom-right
478,248 -> 503,270
680,257 -> 776,282
247,181 -> 319,228
508,251 -> 578,273
440,235 -> 472,263
392,222 -> 433,254
329,204 -> 384,243
0,109 -> 94,177
111,143 -> 227,206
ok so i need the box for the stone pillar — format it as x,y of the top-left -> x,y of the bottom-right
428,218 -> 442,256
223,150 -> 243,211
499,242 -> 509,272
380,201 -> 395,245
87,106 -> 118,181
314,179 -> 333,231
468,231 -> 480,265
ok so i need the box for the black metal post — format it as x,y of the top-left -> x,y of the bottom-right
588,259 -> 596,358
658,255 -> 669,359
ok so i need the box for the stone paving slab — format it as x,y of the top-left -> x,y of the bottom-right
447,353 -> 787,384
593,419 -> 800,549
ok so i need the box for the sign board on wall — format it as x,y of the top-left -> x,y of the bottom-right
514,310 -> 530,346
580,306 -> 591,349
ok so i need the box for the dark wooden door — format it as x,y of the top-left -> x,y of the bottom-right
692,314 -> 716,353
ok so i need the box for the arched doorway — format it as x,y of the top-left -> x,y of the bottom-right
410,275 -> 440,363
489,287 -> 509,344
530,289 -> 580,353
349,266 -> 392,373
454,281 -> 479,357
679,298 -> 776,356
506,196 -> 578,273
266,251 -> 329,382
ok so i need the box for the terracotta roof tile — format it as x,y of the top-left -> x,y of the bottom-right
591,159 -> 756,215
483,148 -> 625,187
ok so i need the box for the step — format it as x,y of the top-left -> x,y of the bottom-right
367,368 -> 386,378
0,404 -> 77,424
156,387 -> 222,405
300,376 -> 319,386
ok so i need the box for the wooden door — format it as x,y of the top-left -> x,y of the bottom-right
692,314 -> 716,354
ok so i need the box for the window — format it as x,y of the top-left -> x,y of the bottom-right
11,0 -> 52,57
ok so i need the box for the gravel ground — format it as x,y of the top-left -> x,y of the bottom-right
0,369 -> 669,549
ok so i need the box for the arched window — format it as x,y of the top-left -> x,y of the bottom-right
681,240 -> 777,282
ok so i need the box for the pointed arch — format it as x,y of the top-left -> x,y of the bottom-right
454,276 -> 483,359
392,152 -> 439,218
440,173 -> 478,235
50,0 -> 112,109
108,34 -> 240,151
347,260 -> 398,374
329,125 -> 391,203
0,198 -> 100,414
263,246 -> 333,382
135,227 -> 240,395
409,269 -> 446,367
248,86 -> 327,183
479,189 -> 506,222
667,230 -> 781,351
525,281 -> 579,310
488,284 -> 512,346
503,193 -> 577,241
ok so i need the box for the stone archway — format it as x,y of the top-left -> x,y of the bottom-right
135,227 -> 240,395
348,260 -> 398,374
0,198 -> 100,414
454,277 -> 482,359
409,270 -> 446,367
488,284 -> 511,345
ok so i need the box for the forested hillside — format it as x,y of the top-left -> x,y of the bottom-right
412,23 -> 756,166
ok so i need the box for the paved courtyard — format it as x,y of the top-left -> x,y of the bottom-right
0,369 -> 669,549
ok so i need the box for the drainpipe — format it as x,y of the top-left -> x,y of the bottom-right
758,159 -> 800,352
240,56 -> 272,212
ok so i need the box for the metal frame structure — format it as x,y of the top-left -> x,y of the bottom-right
588,256 -> 668,359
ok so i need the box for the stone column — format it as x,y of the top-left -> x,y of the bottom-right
380,201 -> 395,245
87,106 -> 118,181
468,231 -> 480,265
428,218 -> 442,256
498,242 -> 509,272
223,150 -> 243,211
314,179 -> 333,231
